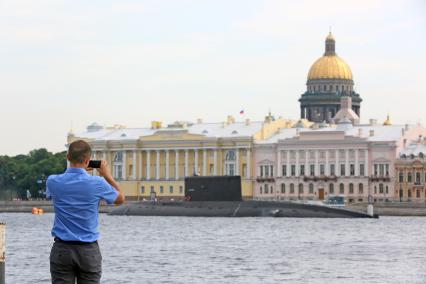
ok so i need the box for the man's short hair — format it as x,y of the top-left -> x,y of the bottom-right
68,140 -> 92,164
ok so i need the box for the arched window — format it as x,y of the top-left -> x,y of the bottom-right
281,183 -> 285,194
408,173 -> 412,183
260,186 -> 263,194
299,183 -> 304,194
309,183 -> 314,194
379,183 -> 384,193
385,186 -> 389,194
349,183 -> 354,194
329,183 -> 334,194
358,183 -> 364,194
114,152 -> 123,162
264,184 -> 269,194
339,183 -> 344,194
290,183 -> 295,194
113,151 -> 124,180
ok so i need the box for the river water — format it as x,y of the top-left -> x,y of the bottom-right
2,213 -> 426,284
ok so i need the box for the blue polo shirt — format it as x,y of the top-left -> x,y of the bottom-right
46,168 -> 119,242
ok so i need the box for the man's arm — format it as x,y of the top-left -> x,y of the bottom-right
98,160 -> 125,205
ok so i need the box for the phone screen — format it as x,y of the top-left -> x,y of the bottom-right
88,160 -> 101,168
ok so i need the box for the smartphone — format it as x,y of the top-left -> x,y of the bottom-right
88,160 -> 101,168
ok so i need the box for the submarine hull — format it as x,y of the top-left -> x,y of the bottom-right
109,201 -> 375,218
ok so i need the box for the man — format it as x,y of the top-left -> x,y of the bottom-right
46,140 -> 125,284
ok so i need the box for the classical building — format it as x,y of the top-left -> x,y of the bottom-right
299,32 -> 362,123
253,120 -> 426,203
68,116 -> 294,200
395,138 -> 426,202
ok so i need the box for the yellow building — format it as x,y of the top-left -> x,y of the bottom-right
68,115 -> 294,200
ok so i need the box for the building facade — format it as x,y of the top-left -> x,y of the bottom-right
299,32 -> 362,123
254,122 -> 426,203
395,138 -> 426,202
69,116 -> 294,200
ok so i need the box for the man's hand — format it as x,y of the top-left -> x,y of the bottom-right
97,160 -> 112,178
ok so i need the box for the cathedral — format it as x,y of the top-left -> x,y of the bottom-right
299,32 -> 362,123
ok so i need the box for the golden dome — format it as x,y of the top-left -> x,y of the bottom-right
383,114 -> 392,126
307,32 -> 353,81
308,55 -> 353,80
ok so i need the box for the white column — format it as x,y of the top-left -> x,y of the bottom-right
355,149 -> 359,176
235,149 -> 240,175
295,150 -> 300,176
345,149 -> 349,177
132,151 -> 136,179
203,149 -> 207,176
276,149 -> 281,177
335,150 -> 340,176
175,150 -> 179,180
246,148 -> 250,179
365,149 -> 369,177
122,151 -> 127,180
165,150 -> 170,180
156,150 -> 160,180
185,150 -> 189,176
213,149 -> 218,176
315,150 -> 319,176
325,150 -> 330,176
139,150 -> 143,180
286,151 -> 291,177
194,149 -> 198,175
305,150 -> 309,176
146,150 -> 151,180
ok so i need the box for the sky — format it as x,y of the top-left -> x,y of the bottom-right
0,0 -> 425,155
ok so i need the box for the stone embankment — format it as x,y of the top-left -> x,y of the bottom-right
348,202 -> 426,216
0,201 -> 115,214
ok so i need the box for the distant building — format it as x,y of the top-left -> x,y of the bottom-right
68,116 -> 294,200
299,32 -> 362,123
395,137 -> 426,202
253,118 -> 426,203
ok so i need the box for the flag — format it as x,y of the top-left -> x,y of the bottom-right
239,109 -> 244,115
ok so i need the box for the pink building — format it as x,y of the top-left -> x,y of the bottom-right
253,120 -> 426,203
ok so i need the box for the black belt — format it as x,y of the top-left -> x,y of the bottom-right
54,237 -> 97,245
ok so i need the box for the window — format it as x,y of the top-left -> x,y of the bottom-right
358,183 -> 364,194
416,172 -> 421,184
169,186 -> 173,194
374,164 -> 378,176
265,166 -> 269,177
374,186 -> 377,194
114,165 -> 123,180
282,165 -> 287,176
329,183 -> 334,194
310,164 -> 315,176
179,186 -> 183,194
340,164 -> 345,176
265,184 -> 269,194
160,186 -> 164,194
270,166 -> 274,177
260,166 -> 264,177
350,164 -> 355,176
349,183 -> 354,194
379,183 -> 384,194
385,164 -> 389,176
141,186 -> 145,194
417,190 -> 420,198
330,164 -> 335,176
379,164 -> 385,176
359,164 -> 365,176
299,184 -> 304,194
300,165 -> 305,176
291,165 -> 296,176
225,150 -> 236,176
385,186 -> 389,194
339,183 -> 344,194
320,164 -> 325,175
270,186 -> 274,194
209,164 -> 214,175
281,183 -> 285,194
309,183 -> 314,194
260,186 -> 263,194
408,173 -> 412,183
290,183 -> 295,194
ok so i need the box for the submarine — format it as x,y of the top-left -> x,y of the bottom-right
109,176 -> 376,218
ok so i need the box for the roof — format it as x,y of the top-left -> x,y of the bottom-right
400,142 -> 426,157
257,124 -> 414,144
75,121 -> 266,141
